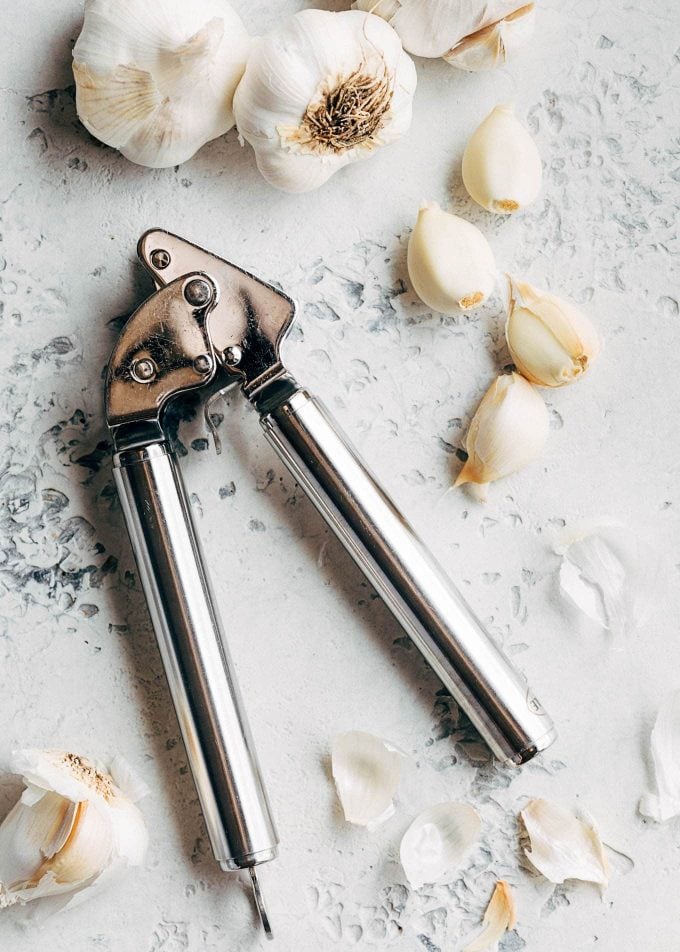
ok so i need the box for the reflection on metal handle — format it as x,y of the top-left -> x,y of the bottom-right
261,390 -> 556,765
113,442 -> 278,868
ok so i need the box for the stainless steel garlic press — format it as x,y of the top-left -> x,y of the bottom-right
106,229 -> 556,938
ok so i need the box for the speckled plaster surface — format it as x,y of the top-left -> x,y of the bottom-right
0,1 -> 679,949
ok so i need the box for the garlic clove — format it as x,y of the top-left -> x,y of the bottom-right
463,879 -> 517,952
505,276 -> 602,386
455,373 -> 549,500
639,690 -> 680,822
407,202 -> 497,313
521,798 -> 609,887
73,0 -> 251,168
233,10 -> 417,193
462,105 -> 542,214
399,801 -> 480,889
445,4 -> 536,71
331,731 -> 405,828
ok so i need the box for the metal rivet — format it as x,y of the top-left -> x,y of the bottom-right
193,353 -> 214,375
223,345 -> 243,367
184,279 -> 212,308
150,249 -> 171,270
132,357 -> 156,382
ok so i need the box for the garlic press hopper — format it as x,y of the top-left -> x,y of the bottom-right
105,230 -> 556,937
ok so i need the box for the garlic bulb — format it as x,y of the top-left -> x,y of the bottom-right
332,731 -> 405,828
0,749 -> 148,911
639,690 -> 680,822
73,0 -> 251,168
506,277 -> 601,386
407,202 -> 497,313
399,802 -> 480,889
232,10 -> 417,193
521,798 -> 609,887
463,880 -> 517,952
352,1 -> 535,71
455,373 -> 549,501
462,105 -> 542,214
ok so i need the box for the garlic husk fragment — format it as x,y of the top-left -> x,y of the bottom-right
0,749 -> 148,911
445,5 -> 536,71
455,373 -> 549,501
521,798 -> 609,887
73,0 -> 251,168
407,202 -> 497,313
332,731 -> 405,828
462,105 -> 542,214
463,880 -> 517,952
639,690 -> 680,822
506,277 -> 601,386
399,802 -> 480,889
233,10 -> 417,193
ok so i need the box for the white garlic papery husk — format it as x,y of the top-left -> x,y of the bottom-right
462,105 -> 542,214
0,749 -> 149,912
639,690 -> 680,822
521,798 -> 609,887
399,802 -> 481,889
445,4 -> 536,71
73,0 -> 251,168
232,10 -> 417,193
331,731 -> 405,828
558,524 -> 663,639
463,880 -> 517,952
455,373 -> 549,501
407,202 -> 497,313
506,277 -> 601,386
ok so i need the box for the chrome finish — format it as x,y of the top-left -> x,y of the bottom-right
249,868 -> 274,941
260,389 -> 556,765
184,278 -> 213,307
150,248 -> 171,270
113,443 -> 278,867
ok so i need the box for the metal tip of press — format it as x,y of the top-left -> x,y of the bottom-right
248,867 -> 274,941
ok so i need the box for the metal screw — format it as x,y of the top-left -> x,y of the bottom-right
184,278 -> 212,308
193,353 -> 214,375
150,249 -> 171,270
132,357 -> 156,382
223,345 -> 243,367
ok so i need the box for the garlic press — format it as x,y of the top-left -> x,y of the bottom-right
105,230 -> 556,937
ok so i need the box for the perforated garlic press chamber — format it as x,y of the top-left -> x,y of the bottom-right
105,229 -> 556,938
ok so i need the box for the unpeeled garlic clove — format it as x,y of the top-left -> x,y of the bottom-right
462,104 -> 542,213
399,801 -> 480,889
407,202 -> 497,313
331,731 -> 405,828
506,277 -> 601,386
455,372 -> 549,501
445,4 -> 536,71
521,798 -> 609,887
463,879 -> 517,952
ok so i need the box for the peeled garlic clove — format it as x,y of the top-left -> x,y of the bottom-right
521,798 -> 609,886
408,202 -> 497,313
639,690 -> 680,822
445,5 -> 536,71
506,277 -> 601,386
233,10 -> 417,193
455,373 -> 549,501
462,105 -> 542,214
73,0 -> 251,168
331,731 -> 405,828
463,880 -> 517,952
399,801 -> 480,889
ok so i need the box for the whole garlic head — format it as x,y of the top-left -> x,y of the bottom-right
462,104 -> 542,214
73,0 -> 251,168
232,10 -> 417,193
0,749 -> 148,912
506,277 -> 602,387
407,202 -> 497,313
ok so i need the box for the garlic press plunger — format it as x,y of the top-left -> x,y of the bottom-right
106,230 -> 556,937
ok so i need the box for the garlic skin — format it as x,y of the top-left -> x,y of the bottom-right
407,202 -> 497,313
233,10 -> 417,193
73,0 -> 251,168
462,105 -> 542,214
639,690 -> 680,822
399,802 -> 480,889
463,880 -> 517,952
331,731 -> 405,828
455,373 -> 549,501
445,5 -> 536,71
0,749 -> 148,911
521,798 -> 609,887
506,277 -> 601,386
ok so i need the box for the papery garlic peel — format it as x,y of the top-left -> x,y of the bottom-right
463,880 -> 517,952
331,731 -> 405,828
399,801 -> 481,889
446,5 -> 536,71
521,798 -> 609,887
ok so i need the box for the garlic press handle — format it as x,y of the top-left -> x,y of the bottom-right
259,388 -> 556,764
113,442 -> 278,868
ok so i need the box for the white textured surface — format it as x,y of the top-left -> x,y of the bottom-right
1,1 -> 679,949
